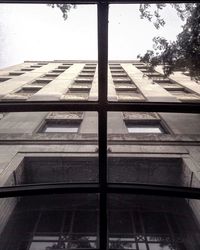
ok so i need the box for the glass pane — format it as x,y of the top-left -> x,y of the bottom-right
0,111 -> 98,186
126,124 -> 163,133
107,112 -> 200,187
143,213 -> 168,234
108,211 -> 133,234
30,242 -> 61,250
43,123 -> 80,133
108,194 -> 200,250
108,4 -> 200,103
73,211 -> 97,233
0,4 -> 98,101
36,211 -> 64,233
148,243 -> 173,250
0,194 -> 99,250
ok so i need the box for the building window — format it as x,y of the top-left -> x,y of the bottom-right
31,79 -> 51,86
125,121 -> 166,134
41,120 -> 81,133
16,86 -> 41,94
43,73 -> 60,79
9,72 -> 24,76
117,89 -> 145,101
21,68 -> 34,72
51,69 -> 65,73
63,89 -> 90,100
14,86 -> 41,99
58,65 -> 71,70
30,65 -> 41,68
0,77 -> 11,82
37,62 -> 48,65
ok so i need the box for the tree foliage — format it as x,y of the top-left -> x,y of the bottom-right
138,3 -> 200,81
48,4 -> 76,20
47,3 -> 200,81
139,3 -> 195,29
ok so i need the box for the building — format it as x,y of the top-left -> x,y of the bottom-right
0,60 -> 200,250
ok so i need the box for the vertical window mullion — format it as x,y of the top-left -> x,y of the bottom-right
98,1 -> 109,250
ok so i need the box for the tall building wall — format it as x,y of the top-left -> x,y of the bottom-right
0,61 -> 200,249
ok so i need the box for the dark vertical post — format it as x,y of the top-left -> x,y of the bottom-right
98,1 -> 108,249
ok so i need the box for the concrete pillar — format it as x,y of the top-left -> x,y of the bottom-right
108,111 -> 128,134
156,66 -> 200,96
0,63 -> 61,98
82,65 -> 99,134
108,67 -> 118,101
79,112 -> 98,134
88,66 -> 98,101
29,64 -> 85,101
121,64 -> 178,102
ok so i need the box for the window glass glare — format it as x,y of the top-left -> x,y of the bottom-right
148,243 -> 172,250
43,123 -> 80,133
127,124 -> 163,133
30,242 -> 60,250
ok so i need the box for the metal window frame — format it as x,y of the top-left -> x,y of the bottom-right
0,1 -> 200,249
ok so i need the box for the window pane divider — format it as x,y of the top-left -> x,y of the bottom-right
98,2 -> 108,250
1,183 -> 200,200
0,1 -> 200,249
0,183 -> 100,198
0,101 -> 200,113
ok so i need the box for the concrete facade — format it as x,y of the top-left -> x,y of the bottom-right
0,60 -> 200,249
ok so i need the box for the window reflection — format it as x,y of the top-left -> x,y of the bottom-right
0,195 -> 200,249
108,195 -> 200,250
0,194 -> 98,250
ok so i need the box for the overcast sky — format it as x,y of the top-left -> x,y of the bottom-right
0,4 -> 185,69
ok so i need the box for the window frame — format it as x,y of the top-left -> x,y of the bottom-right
39,119 -> 82,133
0,1 -> 200,250
125,120 -> 167,134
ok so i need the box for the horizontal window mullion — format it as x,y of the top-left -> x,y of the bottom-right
108,0 -> 195,3
1,183 -> 200,199
107,102 -> 200,113
108,183 -> 200,200
0,101 -> 100,112
0,0 -> 195,4
0,183 -> 100,198
0,101 -> 200,113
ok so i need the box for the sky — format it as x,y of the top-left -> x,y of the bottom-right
0,3 -> 185,69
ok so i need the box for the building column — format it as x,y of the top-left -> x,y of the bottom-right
0,63 -> 62,99
30,64 -> 85,101
156,65 -> 200,96
121,64 -> 178,102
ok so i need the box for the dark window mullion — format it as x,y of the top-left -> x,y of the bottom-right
98,1 -> 109,250
1,101 -> 200,113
